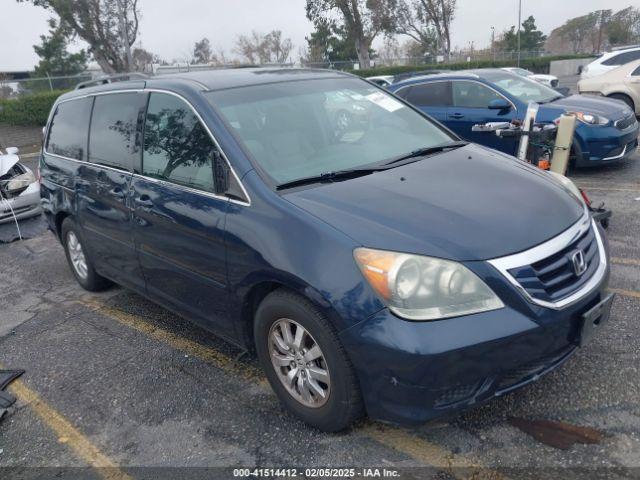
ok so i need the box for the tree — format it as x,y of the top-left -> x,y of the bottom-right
33,18 -> 88,76
607,7 -> 640,46
306,0 -> 395,68
394,1 -> 438,57
234,30 -> 293,64
555,13 -> 600,53
499,15 -> 546,52
131,47 -> 160,72
17,0 -> 140,73
193,38 -> 212,64
303,19 -> 364,64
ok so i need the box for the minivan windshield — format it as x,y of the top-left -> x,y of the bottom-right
480,71 -> 561,104
206,78 -> 455,186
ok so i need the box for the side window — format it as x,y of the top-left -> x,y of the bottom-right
143,93 -> 217,193
403,82 -> 452,107
632,65 -> 640,76
452,81 -> 503,108
89,92 -> 147,171
602,51 -> 640,66
46,97 -> 93,161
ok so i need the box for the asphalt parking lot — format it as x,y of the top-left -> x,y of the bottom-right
1,148 -> 639,479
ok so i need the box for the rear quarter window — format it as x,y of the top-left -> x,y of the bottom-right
46,97 -> 93,161
88,92 -> 147,171
602,50 -> 640,66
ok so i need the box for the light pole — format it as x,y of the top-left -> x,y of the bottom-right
491,26 -> 495,60
517,0 -> 522,67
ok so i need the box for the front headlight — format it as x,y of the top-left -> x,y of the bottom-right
354,248 -> 504,321
2,171 -> 35,192
573,111 -> 610,126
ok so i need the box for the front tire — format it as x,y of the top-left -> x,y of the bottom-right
254,289 -> 364,432
61,218 -> 111,292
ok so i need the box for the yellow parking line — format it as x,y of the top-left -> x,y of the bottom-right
80,299 -> 266,385
8,378 -> 132,480
80,299 -> 506,477
609,288 -> 640,299
575,182 -> 640,191
362,424 -> 505,479
611,257 -> 640,267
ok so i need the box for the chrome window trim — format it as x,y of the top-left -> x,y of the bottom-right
488,213 -> 608,310
43,151 -> 245,206
394,79 -> 517,113
44,88 -> 251,207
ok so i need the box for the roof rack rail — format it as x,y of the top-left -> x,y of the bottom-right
75,72 -> 149,90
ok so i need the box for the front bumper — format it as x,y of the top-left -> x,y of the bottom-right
339,224 -> 611,425
575,121 -> 639,166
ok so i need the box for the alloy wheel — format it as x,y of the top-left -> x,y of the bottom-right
67,231 -> 88,280
268,318 -> 331,408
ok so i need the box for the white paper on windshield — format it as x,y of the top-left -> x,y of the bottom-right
365,92 -> 404,112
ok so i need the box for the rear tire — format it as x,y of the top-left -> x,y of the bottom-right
254,289 -> 364,432
608,93 -> 635,112
61,218 -> 111,292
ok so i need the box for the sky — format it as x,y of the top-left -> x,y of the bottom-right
0,0 -> 635,71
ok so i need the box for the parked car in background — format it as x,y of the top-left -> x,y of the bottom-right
578,59 -> 640,115
41,68 -> 613,431
366,75 -> 395,87
0,146 -> 41,224
502,67 -> 559,88
580,46 -> 640,79
390,69 -> 639,167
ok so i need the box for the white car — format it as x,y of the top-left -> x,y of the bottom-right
0,147 -> 42,224
366,75 -> 395,88
581,46 -> 640,79
501,67 -> 559,88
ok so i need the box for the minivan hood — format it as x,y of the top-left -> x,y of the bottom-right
547,94 -> 632,119
284,145 -> 585,261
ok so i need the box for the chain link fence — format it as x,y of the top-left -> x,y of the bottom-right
0,50 -> 550,100
0,73 -> 95,99
304,50 -> 548,70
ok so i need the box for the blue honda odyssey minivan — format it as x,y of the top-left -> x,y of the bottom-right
40,69 -> 613,431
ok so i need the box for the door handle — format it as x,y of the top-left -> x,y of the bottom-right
108,187 -> 126,199
134,196 -> 153,208
449,113 -> 465,119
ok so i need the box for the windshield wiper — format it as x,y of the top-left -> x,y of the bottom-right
276,166 -> 387,191
276,141 -> 469,191
383,141 -> 469,166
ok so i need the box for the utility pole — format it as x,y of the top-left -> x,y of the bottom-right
117,0 -> 133,72
491,26 -> 495,60
517,0 -> 522,67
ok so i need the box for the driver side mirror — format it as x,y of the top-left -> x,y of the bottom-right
488,98 -> 511,111
5,146 -> 19,155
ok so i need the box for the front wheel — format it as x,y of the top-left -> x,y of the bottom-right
254,289 -> 364,432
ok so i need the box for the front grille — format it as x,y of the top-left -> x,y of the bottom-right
507,226 -> 600,303
615,114 -> 637,131
433,382 -> 479,408
497,346 -> 575,391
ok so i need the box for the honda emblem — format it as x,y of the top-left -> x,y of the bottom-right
571,250 -> 587,276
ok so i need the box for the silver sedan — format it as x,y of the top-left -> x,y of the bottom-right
0,147 -> 42,224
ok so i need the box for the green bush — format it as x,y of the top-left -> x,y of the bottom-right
350,54 -> 595,77
0,90 -> 68,126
